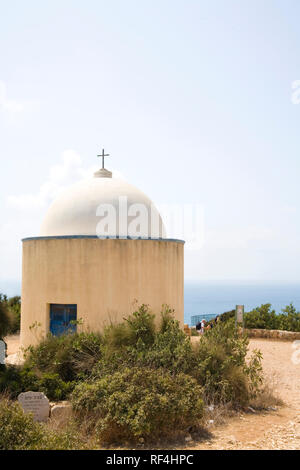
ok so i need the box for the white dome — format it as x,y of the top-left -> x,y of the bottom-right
40,172 -> 165,238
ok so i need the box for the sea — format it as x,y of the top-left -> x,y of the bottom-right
1,279 -> 300,326
184,281 -> 300,325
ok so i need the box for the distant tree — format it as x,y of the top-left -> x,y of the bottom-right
244,304 -> 278,330
0,294 -> 11,338
219,309 -> 235,322
278,303 -> 300,332
7,296 -> 21,333
206,309 -> 235,328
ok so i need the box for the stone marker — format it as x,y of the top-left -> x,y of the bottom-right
0,340 -> 6,364
18,391 -> 50,422
235,305 -> 244,326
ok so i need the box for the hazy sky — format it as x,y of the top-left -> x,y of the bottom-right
1,0 -> 300,283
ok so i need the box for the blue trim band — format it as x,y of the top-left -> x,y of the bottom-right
22,235 -> 185,244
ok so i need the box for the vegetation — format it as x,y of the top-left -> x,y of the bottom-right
72,367 -> 203,443
208,304 -> 300,332
192,321 -> 262,404
0,365 -> 73,401
217,309 -> 235,324
0,304 -> 266,447
244,303 -> 300,331
0,397 -> 85,450
0,331 -> 103,400
0,294 -> 21,337
0,295 -> 11,338
24,331 -> 103,383
2,291 -> 299,339
6,296 -> 21,334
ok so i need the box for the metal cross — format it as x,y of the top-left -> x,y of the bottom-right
97,149 -> 110,169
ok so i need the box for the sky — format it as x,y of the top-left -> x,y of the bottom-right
1,0 -> 300,285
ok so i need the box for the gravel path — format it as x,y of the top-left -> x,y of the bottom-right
187,338 -> 300,450
5,334 -> 20,355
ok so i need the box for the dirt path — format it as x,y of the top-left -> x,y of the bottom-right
187,339 -> 300,450
4,334 -> 20,355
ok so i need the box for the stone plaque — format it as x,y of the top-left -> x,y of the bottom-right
18,391 -> 50,422
236,305 -> 244,325
0,340 -> 6,364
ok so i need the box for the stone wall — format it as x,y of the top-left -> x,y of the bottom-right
245,328 -> 300,341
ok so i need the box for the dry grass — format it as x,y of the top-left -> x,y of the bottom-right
204,402 -> 237,427
249,376 -> 284,410
201,372 -> 284,432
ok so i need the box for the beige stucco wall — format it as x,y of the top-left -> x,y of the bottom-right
20,237 -> 184,348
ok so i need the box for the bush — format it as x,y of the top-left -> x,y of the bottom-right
0,332 -> 103,401
7,296 -> 21,334
0,294 -> 21,336
143,310 -> 194,374
0,397 -> 85,450
76,306 -> 263,446
24,331 -> 103,382
0,366 -> 25,398
244,304 -> 279,330
192,321 -> 263,405
1,304 -> 266,447
219,309 -> 235,323
278,303 -> 300,332
93,306 -> 194,378
38,373 -> 73,401
0,398 -> 44,450
244,303 -> 300,332
0,294 -> 11,338
72,367 -> 203,444
103,303 -> 156,350
0,365 -> 73,401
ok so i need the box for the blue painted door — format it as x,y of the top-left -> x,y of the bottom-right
50,304 -> 77,336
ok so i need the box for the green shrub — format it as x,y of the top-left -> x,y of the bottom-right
192,321 -> 263,404
92,306 -> 194,379
25,331 -> 103,382
278,303 -> 300,331
1,304 -> 267,447
0,366 -> 25,398
215,303 -> 300,332
38,373 -> 73,401
244,303 -> 300,331
0,365 -> 73,401
0,332 -> 103,400
191,328 -> 199,336
0,294 -> 11,338
103,303 -> 156,350
219,309 -> 235,323
0,397 -> 85,450
0,398 -> 44,450
7,296 -> 21,334
72,367 -> 203,444
0,294 -> 21,336
144,311 -> 194,374
91,306 -> 262,408
244,304 -> 278,330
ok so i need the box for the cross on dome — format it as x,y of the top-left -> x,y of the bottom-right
97,149 -> 110,169
94,148 -> 112,178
